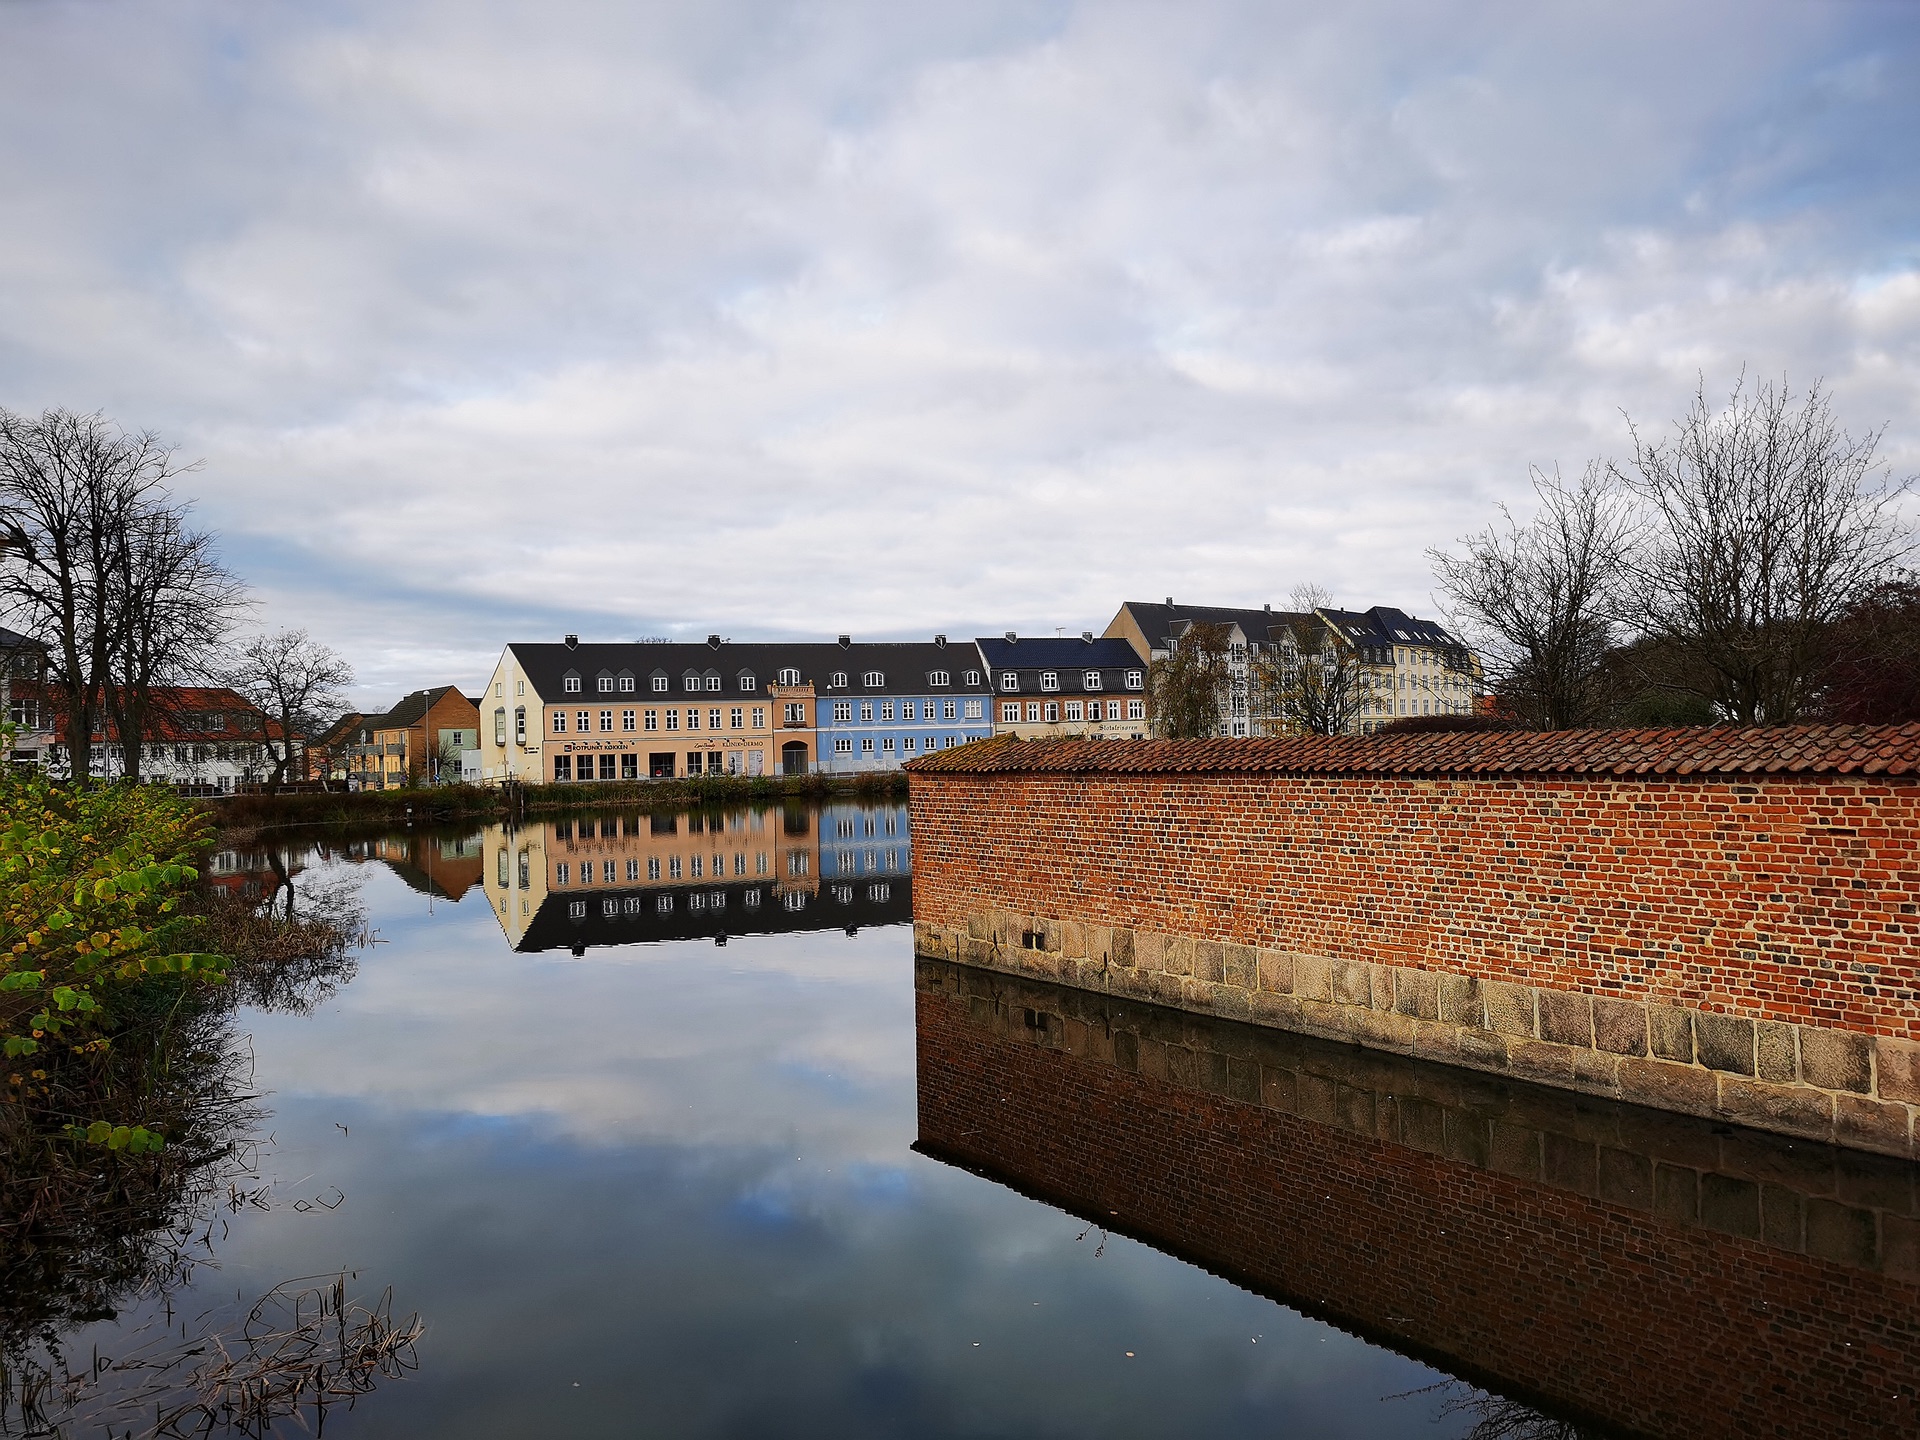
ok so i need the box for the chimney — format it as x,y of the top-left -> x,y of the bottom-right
1005,631 -> 1017,644
1165,596 -> 1173,608
1081,631 -> 1093,642
707,634 -> 722,648
1264,603 -> 1271,614
564,633 -> 578,649
838,634 -> 851,648
934,634 -> 947,647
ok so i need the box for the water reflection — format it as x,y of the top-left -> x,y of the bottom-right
472,800 -> 912,951
915,958 -> 1920,1439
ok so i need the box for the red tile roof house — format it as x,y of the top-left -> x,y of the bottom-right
31,685 -> 290,795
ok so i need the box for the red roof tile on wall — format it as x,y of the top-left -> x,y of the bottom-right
902,724 -> 1920,779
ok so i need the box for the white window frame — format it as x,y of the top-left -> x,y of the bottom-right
1125,670 -> 1144,690
1000,673 -> 1019,692
928,670 -> 949,687
1084,671 -> 1103,690
1040,672 -> 1059,692
652,675 -> 668,693
833,702 -> 852,722
1001,702 -> 1021,723
862,671 -> 884,687
564,676 -> 581,694
778,668 -> 800,686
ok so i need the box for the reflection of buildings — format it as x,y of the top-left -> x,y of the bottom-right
479,803 -> 912,952
915,960 -> 1920,1440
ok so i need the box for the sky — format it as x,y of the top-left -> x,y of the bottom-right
2,0 -> 1917,707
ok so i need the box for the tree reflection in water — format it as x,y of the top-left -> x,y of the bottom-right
0,853 -> 420,1437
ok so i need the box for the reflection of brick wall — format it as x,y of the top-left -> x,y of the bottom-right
906,727 -> 1920,1154
915,960 -> 1920,1439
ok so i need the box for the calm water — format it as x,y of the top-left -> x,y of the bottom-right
19,801 -> 1916,1437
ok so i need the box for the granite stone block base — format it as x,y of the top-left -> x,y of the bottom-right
914,911 -> 1920,1159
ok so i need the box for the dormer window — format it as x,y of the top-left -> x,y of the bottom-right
738,672 -> 757,692
1001,673 -> 1019,692
651,674 -> 668,693
830,672 -> 848,689
927,670 -> 949,687
1083,671 -> 1102,690
1125,670 -> 1144,691
963,670 -> 981,686
564,674 -> 582,694
618,673 -> 635,693
597,674 -> 614,693
706,674 -> 721,692
1040,672 -> 1059,692
684,674 -> 701,692
777,667 -> 800,686
862,671 -> 884,687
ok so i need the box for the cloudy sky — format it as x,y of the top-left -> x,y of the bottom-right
2,0 -> 1917,705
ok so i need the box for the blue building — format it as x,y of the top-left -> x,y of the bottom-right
818,799 -> 911,915
811,637 -> 994,774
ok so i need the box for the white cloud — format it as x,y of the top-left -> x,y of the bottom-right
0,0 -> 1915,704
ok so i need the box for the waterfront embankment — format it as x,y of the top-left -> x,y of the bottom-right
906,723 -> 1920,1156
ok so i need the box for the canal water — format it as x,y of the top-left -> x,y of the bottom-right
13,800 -> 1915,1437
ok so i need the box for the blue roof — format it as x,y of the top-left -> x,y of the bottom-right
974,636 -> 1142,671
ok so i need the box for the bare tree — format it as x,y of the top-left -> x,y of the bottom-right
1146,620 -> 1232,738
101,506 -> 246,780
1251,595 -> 1367,735
0,410 -> 183,782
227,630 -> 354,786
1431,462 -> 1630,730
1617,375 -> 1911,725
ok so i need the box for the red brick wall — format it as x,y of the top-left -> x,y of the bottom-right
909,768 -> 1920,1039
916,982 -> 1920,1438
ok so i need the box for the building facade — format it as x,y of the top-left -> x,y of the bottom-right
1106,598 -> 1480,737
2,626 -> 54,769
15,684 -> 283,792
812,637 -> 992,772
347,686 -> 482,790
975,634 -> 1149,740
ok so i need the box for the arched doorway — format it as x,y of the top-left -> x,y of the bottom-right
781,741 -> 809,776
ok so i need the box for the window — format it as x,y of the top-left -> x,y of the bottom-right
1106,700 -> 1122,721
1125,670 -> 1144,690
621,753 -> 638,779
1065,701 -> 1083,721
648,857 -> 660,881
881,736 -> 895,752
691,856 -> 702,878
622,709 -> 636,731
598,676 -> 613,693
830,671 -> 848,689
652,675 -> 668,692
928,670 -> 949,687
900,702 -> 915,721
963,700 -> 982,720
686,708 -> 700,730
833,702 -> 853,722
835,737 -> 853,754
556,862 -> 570,884
709,708 -> 721,729
964,670 -> 981,685
1044,702 -> 1059,723
943,700 -> 958,721
902,736 -> 916,753
599,710 -> 613,732
553,712 -> 568,733
880,701 -> 894,721
602,860 -> 616,883
669,857 -> 682,879
1128,700 -> 1145,720
1001,673 -> 1019,692
565,675 -> 581,694
684,675 -> 701,692
514,707 -> 526,744
862,671 -> 884,687
706,676 -> 720,692
620,675 -> 635,692
554,755 -> 572,781
1025,702 -> 1041,722
494,708 -> 506,746
751,707 -> 766,728
1084,670 -> 1102,690
1002,702 -> 1020,723
783,703 -> 805,724
739,674 -> 756,692
665,709 -> 680,731
860,702 -> 874,722
570,710 -> 586,732
861,737 -> 875,754
730,707 -> 743,729
644,709 -> 659,731
777,667 -> 799,686
1040,672 -> 1059,691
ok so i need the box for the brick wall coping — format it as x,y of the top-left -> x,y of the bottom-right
903,721 -> 1920,779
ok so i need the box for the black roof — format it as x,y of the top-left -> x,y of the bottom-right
507,640 -> 989,703
1319,606 -> 1462,649
1115,600 -> 1299,652
368,685 -> 468,731
976,635 -> 1143,674
514,877 -> 911,952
